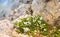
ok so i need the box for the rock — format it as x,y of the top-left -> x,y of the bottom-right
0,19 -> 21,37
32,0 -> 60,25
19,0 -> 33,4
5,4 -> 31,21
0,0 -> 33,21
0,0 -> 60,25
42,0 -> 60,25
32,0 -> 46,15
0,19 -> 13,32
16,4 -> 31,15
0,0 -> 20,19
0,19 -> 13,37
0,19 -> 30,37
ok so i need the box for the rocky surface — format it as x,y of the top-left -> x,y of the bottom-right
0,19 -> 31,37
5,4 -> 31,21
42,0 -> 60,25
0,0 -> 32,21
0,0 -> 60,37
0,19 -> 17,37
32,0 -> 60,25
0,0 -> 60,25
19,0 -> 33,4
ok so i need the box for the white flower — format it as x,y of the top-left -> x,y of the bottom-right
33,20 -> 36,22
44,29 -> 47,31
19,16 -> 25,18
27,18 -> 29,20
43,24 -> 46,25
24,22 -> 31,25
25,15 -> 28,18
24,15 -> 31,18
40,17 -> 42,20
38,21 -> 41,24
23,27 -> 30,32
34,30 -> 37,32
58,29 -> 60,31
19,15 -> 31,19
16,19 -> 22,22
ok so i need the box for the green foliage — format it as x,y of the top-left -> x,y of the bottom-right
13,15 -> 60,37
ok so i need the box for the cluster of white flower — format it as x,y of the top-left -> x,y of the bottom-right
23,27 -> 30,32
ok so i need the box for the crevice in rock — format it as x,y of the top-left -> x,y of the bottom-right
45,0 -> 51,2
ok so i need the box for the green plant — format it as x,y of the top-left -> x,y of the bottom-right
13,15 -> 60,37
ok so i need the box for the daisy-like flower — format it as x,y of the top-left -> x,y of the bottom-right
23,27 -> 30,32
27,18 -> 30,20
40,17 -> 43,20
17,20 -> 22,22
24,22 -> 31,25
38,20 -> 41,24
44,29 -> 47,31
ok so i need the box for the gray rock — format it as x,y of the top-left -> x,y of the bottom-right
32,0 -> 46,15
0,0 -> 32,21
19,0 -> 33,4
32,0 -> 60,25
3,4 -> 31,21
43,0 -> 60,25
0,19 -> 13,37
0,19 -> 30,37
0,0 -> 20,19
0,0 -> 60,25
